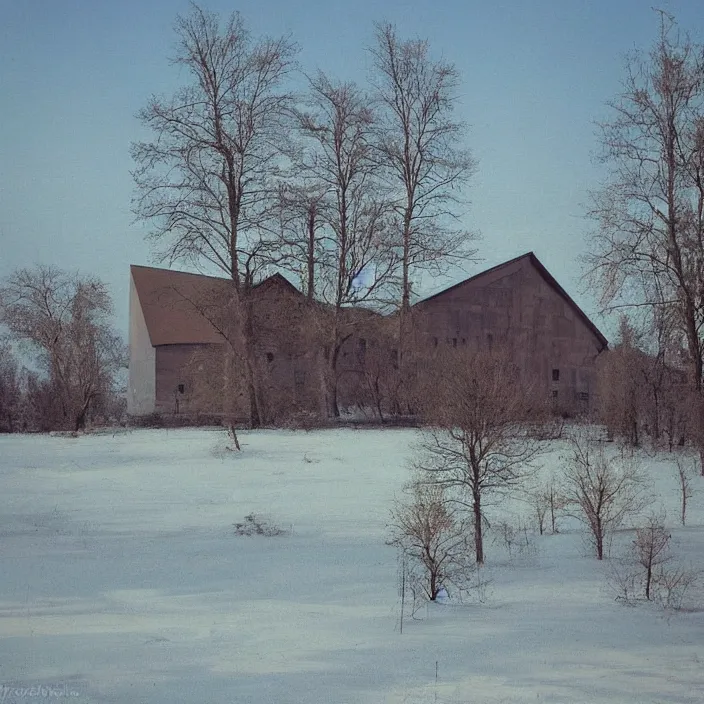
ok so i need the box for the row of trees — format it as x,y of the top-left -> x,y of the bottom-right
391,367 -> 698,603
131,4 -> 476,438
596,316 -> 692,450
587,12 -> 704,474
0,267 -> 126,432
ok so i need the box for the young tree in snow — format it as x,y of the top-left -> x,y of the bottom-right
389,480 -> 473,601
132,4 -> 297,432
676,459 -> 695,526
414,347 -> 546,564
0,267 -> 125,431
633,515 -> 671,600
529,476 -> 568,535
563,432 -> 649,560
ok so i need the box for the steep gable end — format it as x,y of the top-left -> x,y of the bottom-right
130,266 -> 304,347
414,252 -> 607,350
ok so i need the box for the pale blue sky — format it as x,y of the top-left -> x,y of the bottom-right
1,0 -> 701,338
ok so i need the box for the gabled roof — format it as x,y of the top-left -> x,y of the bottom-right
414,252 -> 608,350
131,253 -> 608,350
130,265 -> 302,346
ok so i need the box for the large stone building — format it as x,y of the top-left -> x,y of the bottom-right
128,252 -> 608,419
412,252 -> 608,412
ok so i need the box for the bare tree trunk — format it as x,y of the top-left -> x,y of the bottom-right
473,489 -> 483,565
223,344 -> 241,451
307,205 -> 316,302
596,518 -> 604,560
241,292 -> 263,429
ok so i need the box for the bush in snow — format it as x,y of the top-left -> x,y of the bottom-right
563,431 -> 649,560
234,513 -> 288,537
388,480 -> 474,603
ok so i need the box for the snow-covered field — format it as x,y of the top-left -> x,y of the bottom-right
1,428 -> 703,703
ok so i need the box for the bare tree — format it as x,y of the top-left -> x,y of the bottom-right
389,480 -> 473,602
653,563 -> 700,609
529,476 -> 567,535
132,4 -> 297,431
294,72 -> 397,417
0,267 -> 125,431
276,182 -> 330,302
414,347 -> 545,564
596,317 -> 648,445
586,12 -> 704,472
0,340 -> 20,432
563,432 -> 649,560
371,23 -> 477,401
633,514 -> 671,600
676,458 -> 695,526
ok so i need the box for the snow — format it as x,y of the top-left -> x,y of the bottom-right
1,427 -> 703,703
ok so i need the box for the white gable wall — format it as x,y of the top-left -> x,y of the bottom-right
127,274 -> 156,415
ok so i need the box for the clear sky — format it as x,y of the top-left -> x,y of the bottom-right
1,0 -> 702,339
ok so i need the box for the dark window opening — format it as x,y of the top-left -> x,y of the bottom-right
461,338 -> 466,345
552,390 -> 558,399
452,338 -> 457,348
487,333 -> 493,348
266,352 -> 274,363
357,338 -> 367,363
391,349 -> 399,368
552,368 -> 560,382
177,383 -> 185,394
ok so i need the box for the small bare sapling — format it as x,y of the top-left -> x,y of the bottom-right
564,434 -> 648,560
633,515 -> 671,600
676,459 -> 694,527
389,480 -> 473,603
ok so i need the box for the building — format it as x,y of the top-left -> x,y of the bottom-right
411,252 -> 608,412
127,252 -> 608,419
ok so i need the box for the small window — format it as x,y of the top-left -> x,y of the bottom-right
390,349 -> 399,368
579,391 -> 589,402
177,383 -> 185,394
266,352 -> 274,363
432,337 -> 438,347
487,333 -> 493,348
452,338 -> 457,348
552,369 -> 560,382
294,370 -> 305,386
552,390 -> 558,399
461,338 -> 466,345
359,338 -> 367,352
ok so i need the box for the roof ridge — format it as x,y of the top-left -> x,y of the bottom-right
130,264 -> 300,292
413,252 -> 534,304
413,252 -> 607,349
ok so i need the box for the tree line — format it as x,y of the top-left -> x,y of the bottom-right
4,6 -> 704,458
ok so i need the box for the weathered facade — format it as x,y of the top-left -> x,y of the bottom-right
128,265 -> 320,419
412,253 -> 608,413
128,253 -> 608,419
